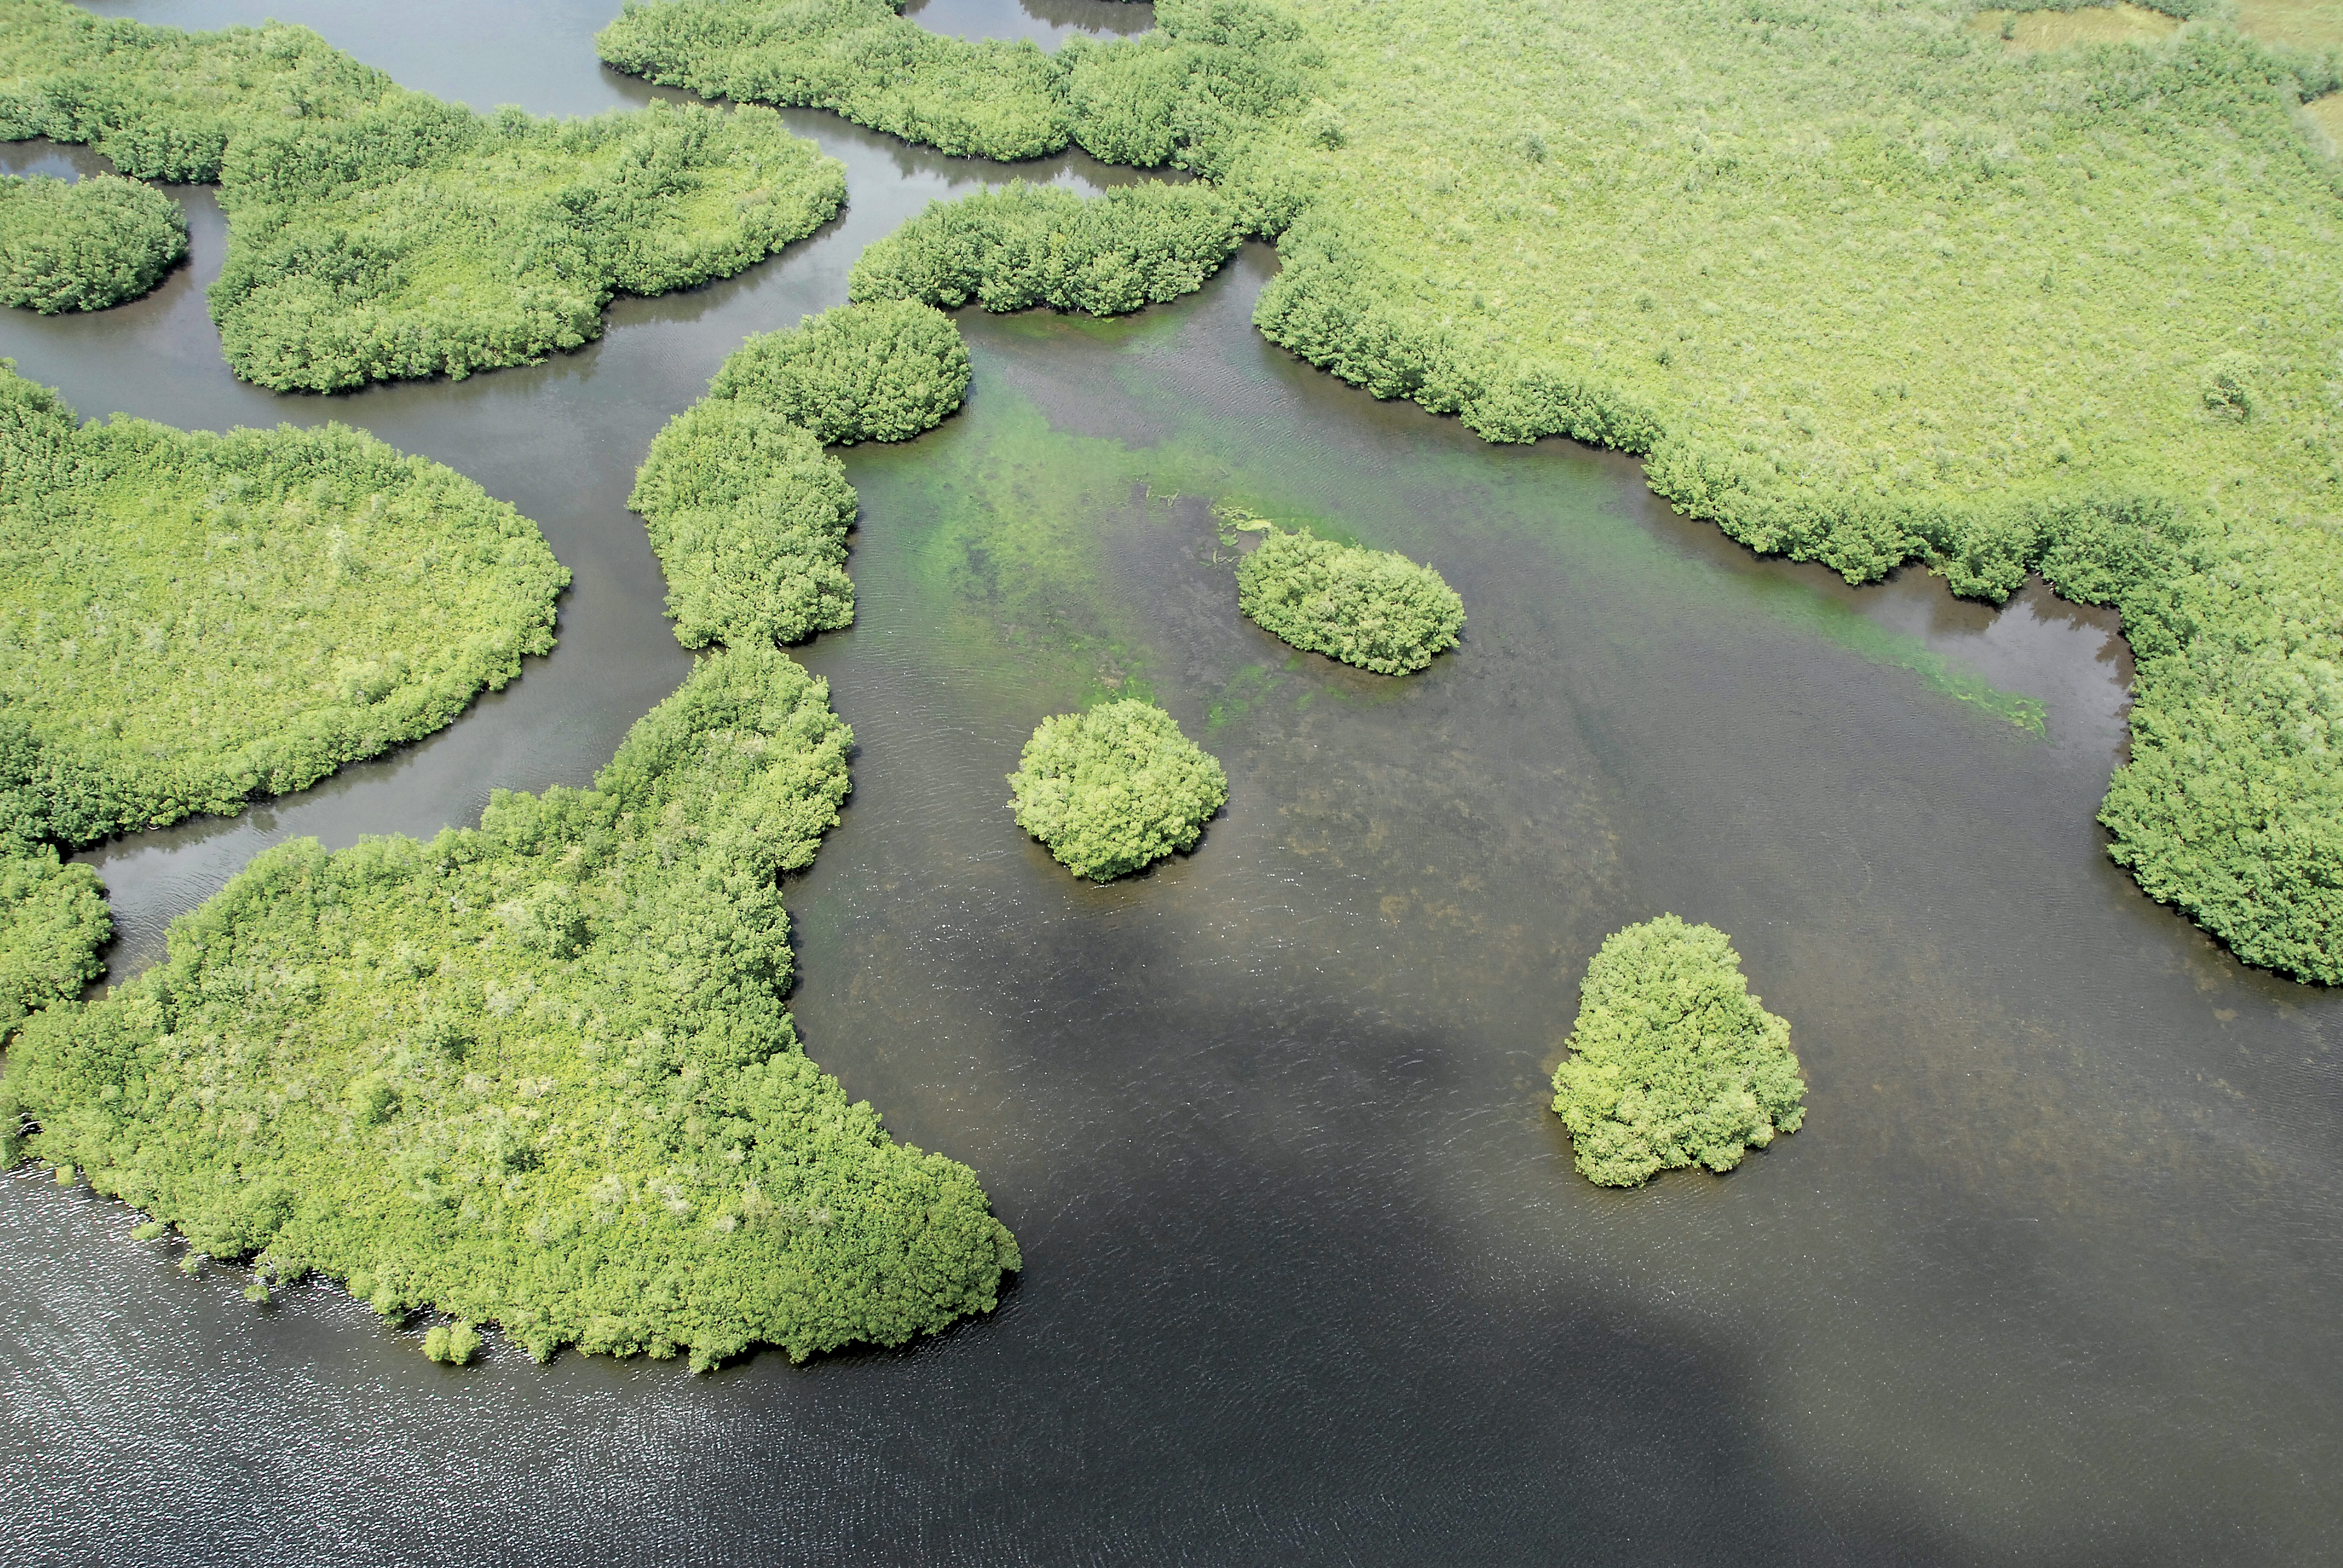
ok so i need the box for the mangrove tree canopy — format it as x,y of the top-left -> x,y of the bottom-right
0,0 -> 845,389
0,172 -> 186,314
1236,525 -> 1463,675
1008,699 -> 1228,881
2,645 -> 1022,1369
631,301 -> 972,648
1550,915 -> 1807,1188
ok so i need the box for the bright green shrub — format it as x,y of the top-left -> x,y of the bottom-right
0,361 -> 569,835
1235,526 -> 1463,675
1,646 -> 1021,1369
1550,915 -> 1806,1189
0,0 -> 844,390
849,180 -> 1245,316
629,399 -> 858,649
597,0 -> 1316,171
707,299 -> 971,445
0,173 -> 186,313
631,302 -> 970,648
1007,699 -> 1228,881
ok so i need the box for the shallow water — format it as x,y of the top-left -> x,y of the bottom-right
4,4 -> 2341,1564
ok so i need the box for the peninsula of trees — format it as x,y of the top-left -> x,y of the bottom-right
1550,916 -> 1807,1187
1008,699 -> 1228,881
0,172 -> 186,313
1235,526 -> 1463,675
0,0 -> 845,390
3,648 -> 1021,1368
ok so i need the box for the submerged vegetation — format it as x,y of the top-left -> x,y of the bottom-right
0,172 -> 186,314
4,647 -> 1020,1368
0,0 -> 844,389
1234,523 -> 1463,675
1008,699 -> 1228,881
630,300 -> 971,648
1550,916 -> 1806,1188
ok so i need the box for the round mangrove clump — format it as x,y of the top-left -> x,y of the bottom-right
1550,915 -> 1806,1187
0,172 -> 187,314
1236,527 -> 1464,676
707,298 -> 972,445
1007,699 -> 1228,882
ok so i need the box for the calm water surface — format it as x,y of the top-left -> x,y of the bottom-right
2,4 -> 2338,1564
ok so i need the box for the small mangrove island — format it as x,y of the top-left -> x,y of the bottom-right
1008,699 -> 1228,881
0,172 -> 186,314
630,299 -> 972,649
1550,915 -> 1807,1187
1236,524 -> 1464,675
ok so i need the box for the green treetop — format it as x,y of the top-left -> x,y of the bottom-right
1008,699 -> 1229,881
1551,915 -> 1807,1188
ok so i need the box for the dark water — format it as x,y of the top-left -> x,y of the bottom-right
5,4 -> 2341,1564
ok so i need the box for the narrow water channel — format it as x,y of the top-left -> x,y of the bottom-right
3,4 -> 2338,1564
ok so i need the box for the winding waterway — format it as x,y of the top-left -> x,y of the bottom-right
4,3 -> 2340,1563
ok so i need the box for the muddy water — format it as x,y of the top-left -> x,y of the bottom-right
4,4 -> 2341,1564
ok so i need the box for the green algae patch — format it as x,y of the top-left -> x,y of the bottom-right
1009,698 -> 1228,880
0,0 -> 844,390
1,647 -> 1021,1370
0,362 -> 569,837
1551,916 -> 1806,1189
1234,524 -> 1462,675
631,301 -> 971,650
0,173 -> 185,315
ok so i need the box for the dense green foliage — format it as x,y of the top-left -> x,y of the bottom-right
0,362 -> 568,835
0,841 -> 107,1040
3,647 -> 1021,1368
631,301 -> 969,648
706,297 -> 971,445
598,0 -> 1320,174
1550,916 -> 1806,1188
848,180 -> 1245,316
0,172 -> 185,314
1235,525 -> 1463,674
1007,699 -> 1227,880
0,0 -> 844,389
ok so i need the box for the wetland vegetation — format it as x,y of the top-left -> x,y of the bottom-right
630,300 -> 972,649
0,0 -> 846,388
0,172 -> 186,315
1234,523 -> 1462,674
2,647 -> 1020,1369
1550,915 -> 1806,1188
1008,698 -> 1228,880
